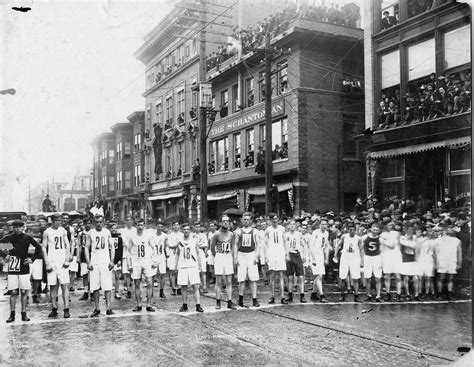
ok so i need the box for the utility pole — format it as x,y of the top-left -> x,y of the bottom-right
198,1 -> 208,224
264,32 -> 273,215
244,33 -> 290,215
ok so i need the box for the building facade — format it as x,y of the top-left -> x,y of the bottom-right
135,1 -> 366,221
90,111 -> 147,221
205,14 -> 366,218
362,0 -> 471,209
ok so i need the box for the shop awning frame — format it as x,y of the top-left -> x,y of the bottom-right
367,136 -> 471,159
207,190 -> 237,201
148,192 -> 183,201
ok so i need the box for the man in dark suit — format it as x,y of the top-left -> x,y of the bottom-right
381,11 -> 397,30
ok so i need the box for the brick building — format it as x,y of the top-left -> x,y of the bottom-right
135,1 -> 301,221
204,14 -> 366,218
362,0 -> 471,208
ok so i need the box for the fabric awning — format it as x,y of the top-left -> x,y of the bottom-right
367,136 -> 471,159
207,190 -> 237,201
148,191 -> 183,201
277,182 -> 293,192
247,182 -> 293,195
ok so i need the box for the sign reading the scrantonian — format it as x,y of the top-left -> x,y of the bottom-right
209,99 -> 285,138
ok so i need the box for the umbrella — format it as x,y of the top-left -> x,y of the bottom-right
223,208 -> 244,216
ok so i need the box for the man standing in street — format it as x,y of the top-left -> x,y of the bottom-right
1,220 -> 46,322
265,214 -> 288,305
119,216 -> 136,299
127,218 -> 157,312
176,223 -> 204,312
234,212 -> 260,308
284,219 -> 307,303
85,215 -> 115,317
43,214 -> 72,318
211,215 -> 237,310
308,219 -> 329,303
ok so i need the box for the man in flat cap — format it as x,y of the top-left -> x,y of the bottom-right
0,220 -> 46,322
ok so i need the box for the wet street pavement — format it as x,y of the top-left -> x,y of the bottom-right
0,277 -> 471,366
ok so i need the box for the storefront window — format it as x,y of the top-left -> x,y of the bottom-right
443,25 -> 471,70
379,158 -> 403,178
450,146 -> 471,172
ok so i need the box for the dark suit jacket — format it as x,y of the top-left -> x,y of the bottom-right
381,16 -> 397,30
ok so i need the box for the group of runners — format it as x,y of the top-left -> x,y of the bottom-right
0,209 -> 468,323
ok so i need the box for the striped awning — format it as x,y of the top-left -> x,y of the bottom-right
367,136 -> 471,159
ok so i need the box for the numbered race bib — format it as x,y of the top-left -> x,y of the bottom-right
348,245 -> 353,253
8,256 -> 21,273
242,233 -> 252,247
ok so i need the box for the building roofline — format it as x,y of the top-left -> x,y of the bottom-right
90,132 -> 115,146
110,122 -> 132,132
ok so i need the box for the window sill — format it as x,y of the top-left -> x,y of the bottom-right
273,158 -> 289,163
232,168 -> 241,172
210,170 -> 229,176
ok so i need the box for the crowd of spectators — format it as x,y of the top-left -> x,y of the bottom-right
206,3 -> 360,71
376,71 -> 471,130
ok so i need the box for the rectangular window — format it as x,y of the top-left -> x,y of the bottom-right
209,141 -> 216,174
156,102 -> 162,126
260,124 -> 266,147
108,149 -> 114,165
450,146 -> 471,172
210,137 -> 229,173
271,118 -> 289,160
408,38 -> 435,81
116,142 -> 122,161
380,49 -> 400,89
165,148 -> 171,175
343,119 -> 357,157
177,89 -> 185,124
146,108 -> 151,127
220,89 -> 229,117
444,25 -> 471,70
134,165 -> 140,187
245,77 -> 254,107
233,133 -> 241,168
124,171 -> 131,189
116,171 -> 122,190
124,142 -> 131,159
165,96 -> 173,129
134,133 -> 141,152
245,128 -> 254,167
102,176 -> 106,188
186,45 -> 190,57
232,84 -> 239,112
178,142 -> 184,174
108,176 -> 115,191
258,71 -> 265,102
379,158 -> 403,178
278,61 -> 288,94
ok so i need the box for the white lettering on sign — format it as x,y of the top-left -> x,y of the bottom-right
209,100 -> 285,137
